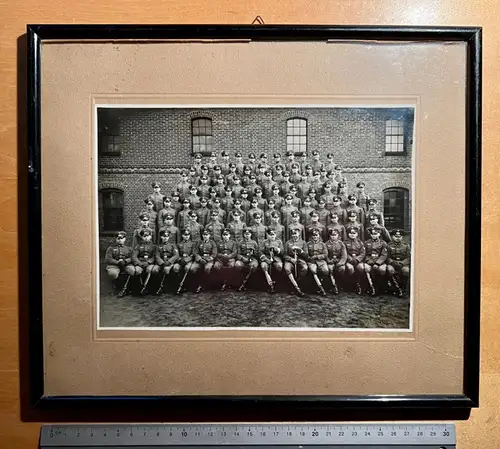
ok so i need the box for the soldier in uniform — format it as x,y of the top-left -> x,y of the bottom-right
334,164 -> 347,185
299,196 -> 315,228
344,194 -> 365,226
220,151 -> 231,175
247,197 -> 264,227
227,209 -> 246,243
196,197 -> 211,227
358,227 -> 388,296
213,174 -> 226,198
365,198 -> 386,228
188,167 -> 200,187
281,193 -> 298,228
214,228 -> 238,291
222,184 -> 235,215
184,210 -> 203,242
264,198 -> 279,226
316,197 -> 330,228
177,198 -> 192,231
330,195 -> 345,225
325,228 -> 347,295
105,231 -> 135,297
228,199 -> 247,224
194,229 -> 217,292
283,227 -> 309,296
148,181 -> 165,214
133,213 -> 154,247
307,210 -> 326,241
386,229 -> 411,297
327,212 -> 346,241
253,187 -> 267,212
344,226 -> 366,295
268,184 -> 283,210
132,228 -> 159,296
261,170 -> 274,198
176,229 -> 200,294
241,166 -> 253,188
289,185 -> 302,209
311,170 -> 323,193
246,153 -> 257,174
246,174 -> 260,199
320,181 -> 336,211
157,196 -> 177,230
272,164 -> 285,185
171,191 -> 182,214
289,163 -> 302,185
272,153 -> 282,173
250,212 -> 267,246
186,184 -> 201,210
207,151 -> 218,175
311,150 -> 323,173
365,213 -> 391,243
297,173 -> 311,201
192,153 -> 203,176
239,189 -> 251,215
158,213 -> 180,244
286,210 -> 305,242
234,152 -> 245,175
205,209 -> 225,243
337,181 -> 349,206
356,181 -> 370,212
284,150 -> 296,173
210,197 -> 226,224
235,228 -> 260,291
304,164 -> 315,184
226,163 -> 239,186
176,171 -> 191,201
232,176 -> 244,200
198,174 -> 212,199
324,153 -> 336,174
259,228 -> 284,293
307,228 -> 329,296
267,210 -> 285,243
280,172 -> 293,196
154,228 -> 180,294
141,198 -> 157,242
345,210 -> 365,242
307,187 -> 318,208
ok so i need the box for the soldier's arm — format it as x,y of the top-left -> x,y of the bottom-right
356,242 -> 366,263
386,247 -> 395,265
318,243 -> 328,260
359,208 -> 365,227
124,248 -> 133,264
155,247 -> 166,266
194,241 -> 203,262
104,247 -> 119,265
168,246 -> 179,265
301,241 -> 309,258
376,242 -> 388,265
283,242 -> 292,262
131,248 -> 141,265
210,241 -> 217,259
338,242 -> 348,265
402,244 -> 411,265
379,212 -> 386,227
227,241 -> 237,259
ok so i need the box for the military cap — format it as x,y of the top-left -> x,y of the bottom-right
254,187 -> 263,193
200,164 -> 209,170
221,151 -> 229,157
189,184 -> 198,190
139,228 -> 152,237
225,185 -> 233,191
267,198 -> 276,204
257,163 -> 265,169
213,197 -> 221,203
309,187 -> 317,193
369,227 -> 381,235
181,170 -> 188,176
356,181 -> 366,188
338,181 -> 347,188
267,228 -> 276,234
144,198 -> 154,205
251,197 -> 259,203
273,153 -> 281,158
291,162 -> 300,169
391,229 -> 404,237
312,150 -> 319,156
248,153 -> 256,159
328,228 -> 340,236
333,195 -> 342,202
303,196 -> 311,202
301,172 -> 307,177
347,210 -> 358,217
116,231 -> 127,238
233,176 -> 241,181
327,153 -> 334,159
318,197 -> 326,204
309,210 -> 319,217
329,211 -> 340,217
188,210 -> 198,218
259,153 -> 268,158
334,164 -> 342,170
243,228 -> 252,235
290,210 -> 300,218
182,229 -> 191,236
210,151 -> 217,157
139,213 -> 150,221
163,196 -> 172,202
235,152 -> 242,157
200,197 -> 208,203
284,193 -> 293,200
159,228 -> 171,237
234,199 -> 242,205
311,227 -> 321,235
189,167 -> 197,173
210,209 -> 219,216
272,184 -> 280,190
229,162 -> 236,168
368,214 -> 379,221
151,182 -> 160,188
253,212 -> 263,219
172,191 -> 180,198
290,185 -> 298,191
241,189 -> 249,194
164,214 -> 174,220
346,226 -> 359,234
249,174 -> 256,179
291,227 -> 301,234
264,170 -> 272,176
348,194 -> 357,201
313,170 -> 321,176
243,166 -> 252,172
202,228 -> 211,235
213,165 -> 222,171
222,228 -> 231,235
275,164 -> 284,170
270,211 -> 280,218
183,198 -> 191,204
368,198 -> 378,205
232,209 -> 241,216
320,167 -> 327,172
285,150 -> 294,156
194,153 -> 202,160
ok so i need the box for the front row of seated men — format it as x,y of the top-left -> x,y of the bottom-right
105,224 -> 411,299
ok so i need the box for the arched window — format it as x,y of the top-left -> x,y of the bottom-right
287,118 -> 307,154
383,187 -> 409,230
192,117 -> 213,154
385,119 -> 405,154
100,189 -> 124,232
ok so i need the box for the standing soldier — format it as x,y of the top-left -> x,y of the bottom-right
227,210 -> 246,244
272,164 -> 285,185
246,174 -> 260,199
207,187 -> 219,210
253,187 -> 267,212
241,166 -> 253,188
365,198 -> 386,228
184,210 -> 204,243
344,194 -> 365,226
283,227 -> 309,296
311,150 -> 323,173
320,181 -> 336,211
289,163 -> 302,184
297,172 -> 311,201
158,214 -> 180,244
307,210 -> 326,242
133,213 -> 154,247
207,151 -> 218,175
198,174 -> 212,199
267,210 -> 285,243
365,213 -> 391,243
334,164 -> 347,185
247,197 -> 264,227
286,210 -> 305,242
337,181 -> 349,206
307,187 -> 318,208
210,197 -> 226,224
304,164 -> 315,184
359,227 -> 388,296
176,171 -> 191,201
259,153 -> 270,171
148,181 -> 165,214
132,228 -> 159,296
386,229 -> 411,297
260,170 -> 275,199
194,229 -> 217,293
176,230 -> 200,294
272,153 -> 283,173
256,163 -> 267,186
356,182 -> 370,212
264,198 -> 278,226
177,198 -> 192,231
316,198 -> 330,228
235,229 -> 259,292
220,151 -> 231,175
157,196 -> 177,231
300,196 -> 315,228
246,153 -> 257,174
289,185 -> 302,209
234,152 -> 245,175
188,167 -> 200,187
239,189 -> 252,215
330,195 -> 346,225
154,229 -> 180,295
228,199 -> 247,225
213,174 -> 226,198
311,170 -> 323,193
284,150 -> 296,173
231,176 -> 244,199
344,226 -> 366,295
259,228 -> 284,293
205,209 -> 225,244
214,228 -> 238,291
186,185 -> 201,209
171,191 -> 182,215
141,198 -> 157,242
250,212 -> 268,246
325,228 -> 347,295
222,184 -> 235,216
280,172 -> 293,196
105,231 -> 135,297
196,197 -> 211,227
345,210 -> 365,242
268,184 -> 283,210
324,153 -> 336,174
211,165 -> 224,186
192,153 -> 203,176
327,212 -> 347,241
281,193 -> 299,229
307,228 -> 329,296
226,163 -> 239,185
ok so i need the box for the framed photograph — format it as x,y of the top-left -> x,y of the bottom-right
23,24 -> 481,421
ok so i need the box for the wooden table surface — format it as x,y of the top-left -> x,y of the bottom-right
1,0 -> 498,447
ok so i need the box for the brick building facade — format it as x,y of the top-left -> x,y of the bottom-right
98,107 -> 414,250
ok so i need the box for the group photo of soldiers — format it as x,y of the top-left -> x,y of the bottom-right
104,150 -> 411,301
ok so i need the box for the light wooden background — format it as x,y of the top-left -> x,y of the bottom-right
0,0 -> 498,447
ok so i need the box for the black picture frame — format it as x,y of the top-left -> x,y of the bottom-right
21,24 -> 482,422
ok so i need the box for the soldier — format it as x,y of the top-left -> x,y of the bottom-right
196,197 -> 211,227
157,196 -> 177,230
192,153 -> 203,176
194,229 -> 217,292
133,213 -> 154,247
304,164 -> 315,184
286,210 -> 305,242
311,170 -> 323,192
246,153 -> 257,174
344,194 -> 365,226
290,163 -> 302,184
284,150 -> 296,173
307,187 -> 319,208
298,152 -> 308,173
154,228 -> 180,294
188,166 -> 200,187
337,181 -> 349,206
280,172 -> 293,196
272,164 -> 285,185
227,209 -> 246,243
171,191 -> 182,214
198,174 -> 212,199
297,173 -> 311,200
334,164 -> 347,185
365,213 -> 391,243
199,164 -> 210,181
220,150 -> 231,175
365,198 -> 386,228
259,228 -> 284,293
222,184 -> 235,215
234,152 -> 245,175
344,226 -> 366,295
289,185 -> 302,209
267,210 -> 285,243
345,210 -> 365,241
246,174 -> 260,199
386,229 -> 411,297
250,212 -> 267,246
324,152 -> 336,173
213,174 -> 226,198
231,176 -> 244,199
256,163 -> 267,185
241,166 -> 253,188
319,167 -> 329,185
205,209 -> 225,244
283,227 -> 308,296
264,198 -> 278,226
247,197 -> 264,227
186,184 -> 201,209
211,165 -> 223,186
327,212 -> 347,241
184,210 -> 203,242
272,152 -> 282,173
280,193 -> 298,228
268,184 -> 283,210
206,187 -> 219,209
228,199 -> 247,224
226,163 -> 239,186
320,181 -> 336,211
210,197 -> 226,224
307,227 -> 328,296
325,228 -> 347,295
260,170 -> 275,198
311,150 -> 323,173
307,210 -> 326,241
148,181 -> 165,213
356,181 -> 370,212
330,195 -> 345,225
300,196 -> 315,228
105,231 -> 135,297
214,228 -> 238,291
141,198 -> 157,242
207,151 -> 218,175
253,187 -> 267,212
235,228 -> 259,291
132,228 -> 159,296
359,227 -> 388,296
158,214 -> 180,244
258,152 -> 270,171
239,189 -> 251,215
176,229 -> 200,294
176,170 -> 191,201
177,198 -> 192,231
316,198 -> 330,228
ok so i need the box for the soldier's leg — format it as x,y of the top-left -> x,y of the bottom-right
401,266 -> 410,294
140,264 -> 155,295
387,264 -> 403,296
106,266 -> 121,281
273,258 -> 283,272
298,259 -> 308,277
284,261 -> 304,296
351,262 -> 362,294
116,265 -> 134,297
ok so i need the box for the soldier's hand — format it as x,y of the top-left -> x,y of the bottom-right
336,262 -> 344,268
373,264 -> 379,270
141,262 -> 149,268
275,248 -> 280,254
118,259 -> 125,267
165,261 -> 172,267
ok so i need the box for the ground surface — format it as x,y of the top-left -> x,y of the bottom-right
99,288 -> 410,328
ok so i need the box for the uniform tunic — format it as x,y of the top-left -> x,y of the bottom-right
284,238 -> 309,275
195,239 -> 218,264
216,239 -> 238,266
105,244 -> 134,275
158,225 -> 180,244
237,239 -> 260,265
297,181 -> 311,200
205,220 -> 225,243
148,192 -> 165,213
157,207 -> 177,228
247,207 -> 265,226
307,239 -> 329,273
363,239 -> 388,265
250,224 -> 267,246
228,209 -> 247,225
326,223 -> 347,242
196,207 -> 211,227
316,208 -> 329,227
177,240 -> 196,265
132,226 -> 155,248
280,205 -> 298,226
267,223 -> 285,242
387,241 -> 411,267
287,222 -> 305,242
176,181 -> 190,200
260,238 -> 284,263
184,221 -> 203,242
267,195 -> 283,210
132,243 -> 157,267
198,183 -> 211,199
306,222 -> 326,241
344,238 -> 366,265
300,206 -> 315,227
228,221 -> 247,243
325,240 -> 348,265
155,243 -> 179,266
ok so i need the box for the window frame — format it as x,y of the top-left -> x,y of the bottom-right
191,117 -> 213,156
383,187 -> 410,231
286,117 -> 308,155
100,188 -> 125,235
384,119 -> 406,155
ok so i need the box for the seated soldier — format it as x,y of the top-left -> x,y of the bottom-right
307,228 -> 329,296
132,228 -> 159,296
154,228 -> 180,294
214,228 -> 238,291
104,231 -> 135,297
259,228 -> 284,293
356,181 -> 370,212
148,181 -> 165,214
176,229 -> 200,294
386,229 -> 411,297
283,227 -> 309,296
235,228 -> 259,292
325,228 -> 347,295
194,229 -> 217,293
344,226 -> 366,295
358,227 -> 388,296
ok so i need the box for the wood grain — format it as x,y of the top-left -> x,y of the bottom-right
0,0 -> 498,446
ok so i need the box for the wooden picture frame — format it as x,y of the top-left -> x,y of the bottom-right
22,24 -> 481,421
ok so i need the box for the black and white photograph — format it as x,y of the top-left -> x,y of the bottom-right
97,105 -> 414,330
